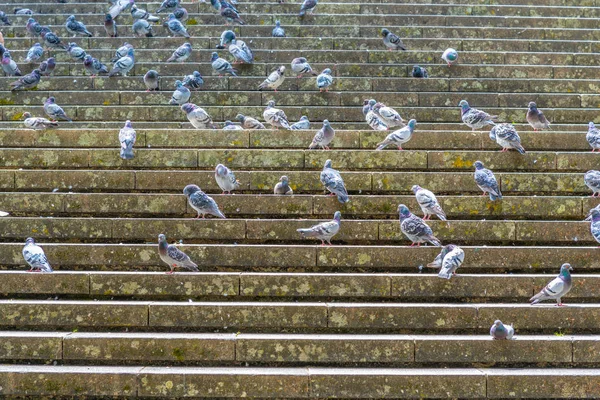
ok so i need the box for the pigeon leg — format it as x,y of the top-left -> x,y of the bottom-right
166,270 -> 174,275
409,242 -> 417,247
481,191 -> 487,196
324,146 -> 330,150
397,145 -> 403,150
320,240 -> 325,246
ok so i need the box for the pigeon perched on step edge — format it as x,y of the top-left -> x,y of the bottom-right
104,14 -> 118,37
215,164 -> 240,194
118,120 -> 136,160
272,20 -> 286,37
131,4 -> 160,22
364,99 -> 388,131
412,65 -> 428,78
181,103 -> 216,129
236,113 -> 265,129
290,116 -> 310,130
459,100 -> 496,131
111,43 -> 132,63
38,57 -> 55,76
42,31 -> 67,50
211,52 -> 237,76
299,0 -> 317,17
427,244 -> 464,279
83,55 -> 108,77
14,8 -> 33,15
473,161 -> 502,201
144,69 -> 160,91
158,234 -> 199,274
398,204 -> 442,247
220,31 -> 253,64
22,238 -> 53,272
412,185 -> 446,221
165,13 -> 190,37
169,80 -> 191,105
274,175 -> 293,195
263,100 -> 291,129
259,66 -> 285,91
10,68 -> 40,91
526,102 -> 551,131
183,184 -> 226,219
490,320 -> 515,340
291,57 -> 317,78
320,159 -> 349,203
22,112 -> 58,130
25,42 -> 43,63
489,123 -> 526,154
133,19 -> 154,37
584,170 -> 600,197
109,47 -> 134,77
530,263 -> 573,306
381,28 -> 406,51
317,68 -> 333,92
157,0 -> 180,13
44,97 -> 72,122
173,7 -> 189,22
442,48 -> 458,66
376,119 -> 416,150
65,15 -> 93,37
297,211 -> 341,245
587,122 -> 600,152
372,101 -> 405,127
2,52 -> 21,76
26,18 -> 39,37
309,120 -> 335,149
221,6 -> 245,25
589,209 -> 600,245
182,71 -> 204,90
67,42 -> 86,61
223,121 -> 243,130
167,42 -> 192,63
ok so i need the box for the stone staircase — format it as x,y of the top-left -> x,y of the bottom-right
1,0 -> 600,397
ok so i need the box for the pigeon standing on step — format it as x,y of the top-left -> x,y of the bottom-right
42,31 -> 67,50
297,211 -> 341,245
24,42 -> 43,63
290,116 -> 310,130
10,69 -> 40,91
109,47 -> 134,76
489,123 -> 526,154
320,159 -> 349,203
181,103 -> 216,129
589,209 -> 600,245
274,175 -> 293,195
182,71 -> 204,90
67,42 -> 87,61
2,52 -> 21,76
0,11 -> 12,25
111,43 -> 132,63
22,238 -> 53,272
376,119 -> 416,150
104,14 -> 118,37
309,120 -> 335,149
22,112 -> 58,130
530,263 -> 573,306
118,120 -> 136,160
291,57 -> 317,78
259,66 -> 286,91
526,102 -> 551,131
165,13 -> 190,37
65,15 -> 93,37
412,185 -> 446,221
272,20 -> 285,37
584,170 -> 600,197
44,97 -> 72,122
220,31 -> 253,64
221,6 -> 245,25
459,100 -> 497,131
183,184 -> 226,219
490,320 -> 515,340
167,42 -> 192,63
473,161 -> 502,201
143,69 -> 160,91
169,80 -> 191,105
586,122 -> 600,152
158,234 -> 199,274
215,164 -> 240,194
381,28 -> 406,51
211,52 -> 237,76
132,19 -> 154,37
223,121 -> 243,130
299,0 -> 317,17
14,8 -> 33,15
364,99 -> 388,131
173,7 -> 189,22
442,48 -> 458,66
398,204 -> 442,247
39,57 -> 55,76
83,55 -> 109,77
157,0 -> 180,13
317,68 -> 333,92
372,100 -> 405,127
427,244 -> 464,279
131,4 -> 160,22
412,65 -> 428,78
236,113 -> 265,129
263,100 -> 291,129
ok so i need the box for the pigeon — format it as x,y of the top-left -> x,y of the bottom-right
158,234 -> 198,274
427,244 -> 464,279
412,185 -> 446,221
220,31 -> 253,64
111,42 -> 132,63
320,159 -> 349,203
585,170 -> 600,197
236,113 -> 265,129
290,116 -> 310,130
65,15 -> 93,37
10,69 -> 40,91
169,80 -> 191,105
259,66 -> 286,91
181,103 -> 216,129
215,164 -> 240,193
66,42 -> 86,61
26,18 -> 38,37
118,120 -> 136,160
412,65 -> 428,78
530,263 -> 573,306
442,48 -> 458,66
297,211 -> 341,245
183,184 -> 226,219
38,57 -> 55,76
474,160 -> 502,201
109,0 -> 132,19
317,68 -> 333,92
364,99 -> 388,131
376,119 -> 417,150
22,238 -> 53,272
42,31 -> 67,50
182,71 -> 204,90
398,204 -> 442,247
83,55 -> 109,77
211,52 -> 237,76
590,209 -> 600,245
104,14 -> 118,37
459,100 -> 497,131
490,320 -> 515,340
272,20 -> 286,37
489,123 -> 526,154
44,97 -> 72,122
291,57 -> 317,78
372,100 -> 405,127
132,19 -> 154,37
167,42 -> 192,63
131,4 -> 160,22
587,122 -> 600,152
219,0 -> 239,13
109,47 -> 134,77
0,32 -> 3,46
526,102 -> 551,131
309,120 -> 335,149
381,28 -> 406,51
165,13 -> 190,37
299,0 -> 317,17
210,0 -> 223,11
223,121 -> 243,130
14,8 -> 33,15
274,175 -> 293,195
2,53 -> 21,76
585,205 -> 600,221
0,11 -> 11,25
24,42 -> 43,63
173,7 -> 189,22
22,112 -> 58,130
263,100 -> 291,129
144,70 -> 160,91
221,7 -> 245,25
156,0 -> 180,13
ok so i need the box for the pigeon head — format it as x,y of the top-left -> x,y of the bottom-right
279,175 -> 289,184
368,99 -> 376,107
168,13 -> 176,19
25,237 -> 36,245
105,14 -> 113,22
458,100 -> 470,111
407,119 -> 417,129
216,163 -> 227,176
193,71 -> 202,78
322,68 -> 332,75
32,69 -> 41,76
127,48 -> 135,57
83,55 -> 92,64
411,185 -> 421,194
590,209 -> 600,222
275,20 -> 281,27
277,65 -> 286,74
267,100 -> 276,108
183,42 -> 192,50
235,114 -> 245,122
528,101 -> 537,110
363,99 -> 369,106
67,15 -> 75,21
47,57 -> 55,66
175,80 -> 183,88
34,42 -> 41,47
211,52 -> 219,62
560,263 -> 573,276
183,184 -> 201,197
158,233 -> 167,244
397,204 -> 411,218
220,30 -> 236,46
23,112 -> 32,119
180,103 -> 196,114
412,65 -> 421,71
124,120 -> 132,128
223,121 -> 234,127
381,28 -> 390,37
474,160 -> 484,170
445,49 -> 458,61
323,159 -> 332,169
323,119 -> 330,127
333,211 -> 341,221
299,116 -> 308,121
27,17 -> 35,24
45,96 -> 56,104
493,320 -> 503,327
589,122 -> 596,130
145,69 -> 159,78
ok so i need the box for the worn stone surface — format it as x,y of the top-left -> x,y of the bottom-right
0,272 -> 89,295
0,332 -> 63,361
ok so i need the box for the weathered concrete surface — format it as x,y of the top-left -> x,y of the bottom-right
0,332 -> 63,361
0,271 -> 88,295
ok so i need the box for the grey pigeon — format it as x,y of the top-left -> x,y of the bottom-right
169,80 -> 191,105
22,112 -> 58,130
272,20 -> 285,37
25,42 -> 43,63
587,122 -> 600,152
181,103 -> 215,129
474,160 -> 502,201
372,101 -> 405,127
173,7 -> 189,22
376,119 -> 416,150
585,204 -> 600,221
83,55 -> 108,77
364,99 -> 388,131
26,18 -> 38,37
223,121 -> 243,130
182,71 -> 204,90
215,164 -> 240,194
381,28 -> 406,51
299,0 -> 317,17
22,237 -> 53,272
132,19 -> 154,37
0,11 -> 11,25
442,48 -> 458,66
44,97 -> 72,122
274,175 -> 293,195
118,120 -> 136,159
589,209 -> 600,245
2,53 -> 21,76
489,123 -> 526,154
526,102 -> 551,131
158,233 -> 198,274
10,69 -> 40,91
412,185 -> 446,221
211,52 -> 237,76
490,320 -> 515,340
14,8 -> 33,15
156,0 -> 180,13
427,244 -> 464,279
65,15 -> 92,37
109,47 -> 134,77
412,65 -> 428,78
291,57 -> 317,78
459,100 -> 496,131
109,0 -> 132,19
236,113 -> 265,129
38,57 -> 55,76
144,69 -> 160,91
42,31 -> 67,50
530,263 -> 573,306
183,184 -> 226,219
66,42 -> 86,61
320,159 -> 349,203
298,211 -> 341,245
584,170 -> 600,197
104,14 -> 118,37
167,42 -> 192,63
221,7 -> 245,25
220,31 -> 253,64
263,100 -> 291,129
290,116 -> 310,130
309,120 -> 335,149
259,66 -> 285,91
398,204 -> 441,247
111,42 -> 132,63
317,68 -> 333,92
165,13 -> 190,37
131,4 -> 160,22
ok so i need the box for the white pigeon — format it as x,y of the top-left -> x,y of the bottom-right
258,66 -> 285,92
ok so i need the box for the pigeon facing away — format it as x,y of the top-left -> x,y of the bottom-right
320,159 -> 349,203
587,122 -> 600,152
223,121 -> 243,130
42,31 -> 67,50
65,15 -> 92,37
309,120 -> 335,149
109,47 -> 135,77
2,53 -> 21,76
215,164 -> 240,194
173,7 -> 189,22
119,120 -> 136,160
263,100 -> 291,129
459,100 -> 497,131
412,184 -> 446,221
489,123 -> 526,154
427,244 -> 464,279
442,48 -> 458,66
530,263 -> 573,306
412,65 -> 428,78
297,211 -> 341,245
182,71 -> 204,90
22,112 -> 58,130
67,42 -> 86,61
317,68 -> 333,92
291,57 -> 317,78
372,100 -> 405,127
474,160 -> 502,201
158,234 -> 198,274
290,116 -> 310,130
211,52 -> 237,76
104,14 -> 118,37
169,80 -> 191,105
10,69 -> 40,91
236,113 -> 265,129
39,57 -> 55,76
299,0 -> 317,17
381,28 -> 406,51
490,320 -> 515,340
376,119 -> 416,150
585,170 -> 600,197
183,184 -> 226,219
272,20 -> 286,37
526,102 -> 551,131
181,103 -> 216,129
589,209 -> 600,245
144,69 -> 160,91
22,237 -> 53,272
44,97 -> 72,122
364,99 -> 388,131
398,204 -> 442,247
131,4 -> 160,22
221,7 -> 245,25
111,43 -> 132,63
25,42 -> 43,63
259,66 -> 285,92
165,13 -> 190,37
83,55 -> 108,77
167,42 -> 192,63
274,175 -> 293,195
132,19 -> 154,37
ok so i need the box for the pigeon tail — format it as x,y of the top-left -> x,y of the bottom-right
120,147 -> 134,160
427,236 -> 442,247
